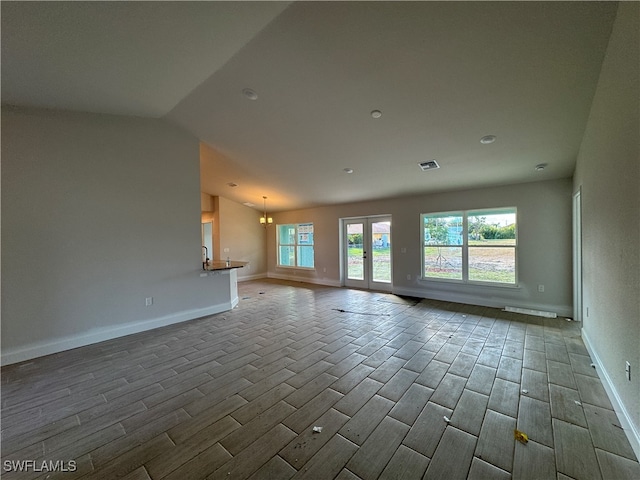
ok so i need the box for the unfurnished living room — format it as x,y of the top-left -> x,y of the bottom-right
1,2 -> 638,479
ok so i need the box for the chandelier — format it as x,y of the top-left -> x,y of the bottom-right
260,196 -> 273,226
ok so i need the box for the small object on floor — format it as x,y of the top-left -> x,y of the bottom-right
514,429 -> 529,444
312,426 -> 323,433
591,363 -> 596,368
242,296 -> 251,300
521,389 -> 529,394
259,292 -> 265,295
443,416 -> 451,424
574,400 -> 582,406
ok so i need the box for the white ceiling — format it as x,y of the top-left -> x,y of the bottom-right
1,2 -> 618,212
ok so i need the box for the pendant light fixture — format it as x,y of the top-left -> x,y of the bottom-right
260,196 -> 273,226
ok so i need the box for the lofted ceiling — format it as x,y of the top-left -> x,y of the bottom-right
1,2 -> 618,212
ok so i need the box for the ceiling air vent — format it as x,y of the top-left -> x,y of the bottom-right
419,160 -> 440,171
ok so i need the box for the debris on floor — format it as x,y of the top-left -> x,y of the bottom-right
312,426 -> 323,433
443,416 -> 451,424
521,389 -> 529,395
514,429 -> 529,444
574,400 -> 582,406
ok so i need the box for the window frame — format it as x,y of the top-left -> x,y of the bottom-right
421,207 -> 518,286
276,222 -> 315,270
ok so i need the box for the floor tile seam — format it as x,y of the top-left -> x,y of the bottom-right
1,387 -> 79,419
271,453 -> 299,476
0,415 -> 84,457
286,342 -> 331,360
90,432 -> 176,478
0,372 -> 102,396
140,353 -> 205,371
40,420 -> 130,461
240,367 -> 297,392
42,403 -> 150,456
593,446 -> 640,466
158,371 -> 215,392
284,350 -> 335,370
578,399 -> 635,465
217,345 -> 265,359
141,382 -> 209,412
2,391 -> 110,439
101,377 -> 173,404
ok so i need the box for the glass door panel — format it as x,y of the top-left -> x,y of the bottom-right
371,220 -> 391,284
347,223 -> 364,280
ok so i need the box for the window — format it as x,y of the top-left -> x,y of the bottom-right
422,208 -> 517,285
423,213 -> 464,280
277,223 -> 314,268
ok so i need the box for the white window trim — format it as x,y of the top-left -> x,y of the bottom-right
277,223 -> 315,270
420,207 -> 518,286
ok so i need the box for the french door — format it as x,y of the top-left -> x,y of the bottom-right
343,216 -> 392,291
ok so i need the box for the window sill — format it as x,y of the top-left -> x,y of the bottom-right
276,265 -> 315,271
418,277 -> 521,289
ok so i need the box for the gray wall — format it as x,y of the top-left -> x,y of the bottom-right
573,2 -> 639,454
1,107 -> 233,364
269,178 -> 573,316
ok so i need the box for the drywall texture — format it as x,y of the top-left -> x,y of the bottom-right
573,1 -> 640,450
1,107 -> 229,363
269,178 -> 573,315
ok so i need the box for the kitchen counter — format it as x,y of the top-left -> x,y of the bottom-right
203,260 -> 247,271
200,260 -> 246,312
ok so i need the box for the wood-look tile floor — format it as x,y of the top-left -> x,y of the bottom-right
2,279 -> 639,480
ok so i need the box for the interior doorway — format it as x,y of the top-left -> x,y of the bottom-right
573,188 -> 582,322
342,216 -> 392,291
202,221 -> 213,262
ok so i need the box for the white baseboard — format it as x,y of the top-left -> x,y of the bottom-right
392,286 -> 573,317
267,272 -> 341,288
582,328 -> 640,461
238,273 -> 268,282
1,302 -> 233,366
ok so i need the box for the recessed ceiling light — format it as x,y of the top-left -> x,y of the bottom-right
243,202 -> 255,207
480,135 -> 497,144
343,168 -> 354,174
242,88 -> 258,100
371,110 -> 382,119
227,182 -> 238,187
535,163 -> 548,171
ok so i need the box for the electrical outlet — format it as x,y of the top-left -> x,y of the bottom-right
537,284 -> 544,293
145,297 -> 153,306
223,247 -> 230,253
626,361 -> 631,381
406,274 -> 411,280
